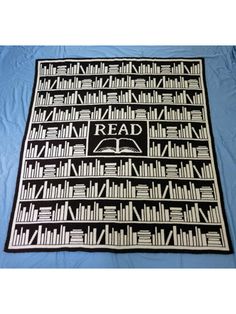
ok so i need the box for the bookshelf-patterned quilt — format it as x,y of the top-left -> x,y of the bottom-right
5,58 -> 232,253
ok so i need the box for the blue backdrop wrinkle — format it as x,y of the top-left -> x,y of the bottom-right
0,45 -> 235,268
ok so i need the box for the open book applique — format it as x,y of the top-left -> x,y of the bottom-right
93,138 -> 142,154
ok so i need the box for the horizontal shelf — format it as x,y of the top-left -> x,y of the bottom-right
149,137 -> 208,141
24,156 -> 212,161
27,137 -> 86,142
19,197 -> 218,203
15,220 -> 221,226
39,72 -> 202,78
37,87 -> 203,92
31,119 -> 207,124
8,243 -> 227,250
27,137 -> 208,142
22,176 -> 214,181
34,102 -> 205,108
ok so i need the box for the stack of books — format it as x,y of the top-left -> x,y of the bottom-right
191,110 -> 202,121
43,164 -> 56,178
81,79 -> 92,88
161,64 -> 171,74
169,207 -> 184,221
136,184 -> 149,198
200,186 -> 214,200
137,230 -> 152,245
104,163 -> 117,176
166,164 -> 178,177
46,127 -> 58,139
197,146 -> 209,157
53,94 -> 64,105
108,64 -> 119,74
56,65 -> 67,75
70,229 -> 84,244
206,231 -> 222,247
73,184 -> 86,198
38,206 -> 52,221
79,109 -> 91,120
135,109 -> 147,119
188,79 -> 199,89
162,93 -> 173,103
103,206 -> 117,220
135,78 -> 146,88
107,92 -> 118,103
166,126 -> 178,138
73,144 -> 85,156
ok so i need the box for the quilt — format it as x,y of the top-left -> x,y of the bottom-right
5,57 -> 232,253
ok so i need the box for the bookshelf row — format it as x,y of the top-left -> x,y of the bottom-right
28,122 -> 208,141
22,158 -> 214,180
19,178 -> 217,201
149,141 -> 209,158
32,105 -> 206,123
35,90 -> 205,106
26,141 -> 86,158
37,76 -> 202,91
149,122 -> 208,139
39,61 -> 201,77
25,141 -> 210,159
11,224 -> 224,248
16,200 -> 221,224
29,122 -> 88,140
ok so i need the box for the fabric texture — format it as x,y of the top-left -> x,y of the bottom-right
0,46 -> 236,267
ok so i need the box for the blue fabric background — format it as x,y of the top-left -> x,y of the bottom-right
0,46 -> 235,268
